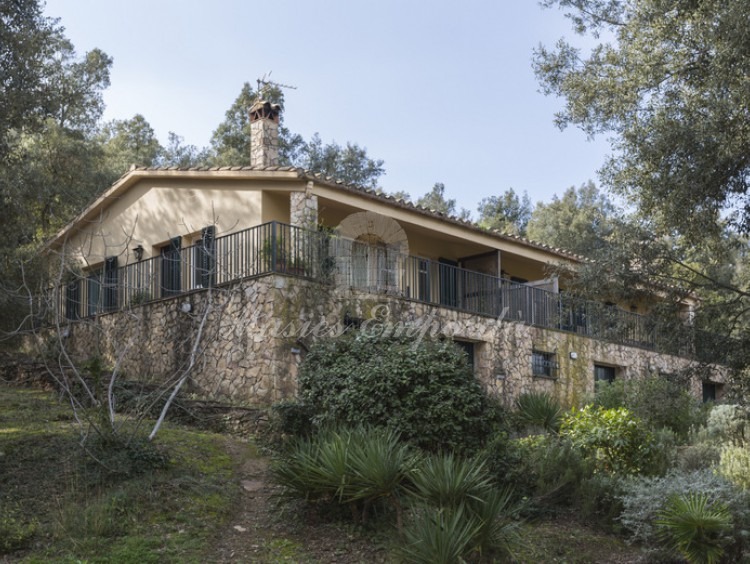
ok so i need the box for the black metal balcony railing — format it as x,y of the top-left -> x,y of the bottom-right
52,221 -> 722,361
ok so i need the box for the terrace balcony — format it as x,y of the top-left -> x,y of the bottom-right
54,221 -> 721,362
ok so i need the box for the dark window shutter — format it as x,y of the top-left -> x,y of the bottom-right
161,236 -> 182,297
439,258 -> 459,308
196,226 -> 216,288
87,269 -> 101,316
65,280 -> 81,320
103,256 -> 118,311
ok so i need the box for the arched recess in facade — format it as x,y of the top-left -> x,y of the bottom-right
334,211 -> 409,292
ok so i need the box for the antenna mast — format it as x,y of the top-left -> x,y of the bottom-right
256,71 -> 297,100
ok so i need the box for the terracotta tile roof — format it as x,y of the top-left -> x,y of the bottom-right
66,164 -> 586,262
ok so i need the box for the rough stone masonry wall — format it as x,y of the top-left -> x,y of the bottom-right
32,275 -> 726,406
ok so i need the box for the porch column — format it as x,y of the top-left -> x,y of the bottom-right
290,181 -> 318,229
289,182 -> 319,274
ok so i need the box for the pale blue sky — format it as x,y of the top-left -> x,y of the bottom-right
43,0 -> 612,217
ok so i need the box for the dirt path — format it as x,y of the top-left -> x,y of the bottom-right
208,439 -> 389,563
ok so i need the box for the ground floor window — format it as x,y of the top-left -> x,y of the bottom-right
532,350 -> 557,378
453,340 -> 475,371
702,381 -> 723,403
594,364 -> 616,384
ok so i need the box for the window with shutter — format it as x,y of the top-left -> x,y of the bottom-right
103,256 -> 118,311
161,237 -> 182,297
194,226 -> 216,288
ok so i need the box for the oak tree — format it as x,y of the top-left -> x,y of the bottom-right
534,0 -> 750,241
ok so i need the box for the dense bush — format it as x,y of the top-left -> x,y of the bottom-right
560,406 -> 659,475
703,404 -> 749,446
594,376 -> 704,439
719,446 -> 750,491
675,442 -> 722,472
509,435 -> 591,503
261,400 -> 315,447
618,469 -> 750,560
298,333 -> 492,453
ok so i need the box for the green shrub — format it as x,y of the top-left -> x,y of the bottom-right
618,469 -> 750,560
676,442 -> 722,472
271,426 -> 416,521
704,404 -> 749,446
298,333 -> 492,454
518,435 -> 593,507
594,376 -> 704,439
394,505 -> 481,564
490,431 -> 626,524
261,400 -> 315,448
719,445 -> 750,490
399,453 -> 522,562
656,492 -> 733,564
577,473 -> 625,526
408,453 -> 493,509
649,427 -> 678,475
560,406 -> 658,475
482,430 -> 521,484
515,391 -> 562,434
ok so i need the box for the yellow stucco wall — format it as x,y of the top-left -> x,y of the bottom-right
60,179 -> 270,263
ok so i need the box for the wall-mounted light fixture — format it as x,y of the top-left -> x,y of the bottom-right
133,244 -> 144,261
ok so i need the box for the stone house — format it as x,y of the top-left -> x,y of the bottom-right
44,100 -> 727,406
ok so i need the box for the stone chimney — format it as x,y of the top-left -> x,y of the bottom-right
249,100 -> 281,167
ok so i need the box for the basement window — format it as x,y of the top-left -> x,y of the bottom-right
702,382 -> 723,403
453,340 -> 476,371
594,364 -> 616,385
532,350 -> 557,379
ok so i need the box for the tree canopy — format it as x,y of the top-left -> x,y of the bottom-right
208,82 -> 384,188
477,188 -> 532,235
534,0 -> 750,241
415,183 -> 471,220
0,2 -> 112,254
526,181 -> 615,256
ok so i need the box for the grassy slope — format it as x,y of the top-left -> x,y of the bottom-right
0,385 -> 239,563
0,385 -> 642,563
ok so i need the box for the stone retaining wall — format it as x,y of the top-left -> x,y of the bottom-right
27,274 -> 726,406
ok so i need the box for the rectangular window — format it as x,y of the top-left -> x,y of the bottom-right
532,350 -> 557,378
702,382 -> 722,403
454,340 -> 475,371
594,364 -> 616,384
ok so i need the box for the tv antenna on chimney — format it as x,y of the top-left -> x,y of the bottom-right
256,71 -> 297,99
